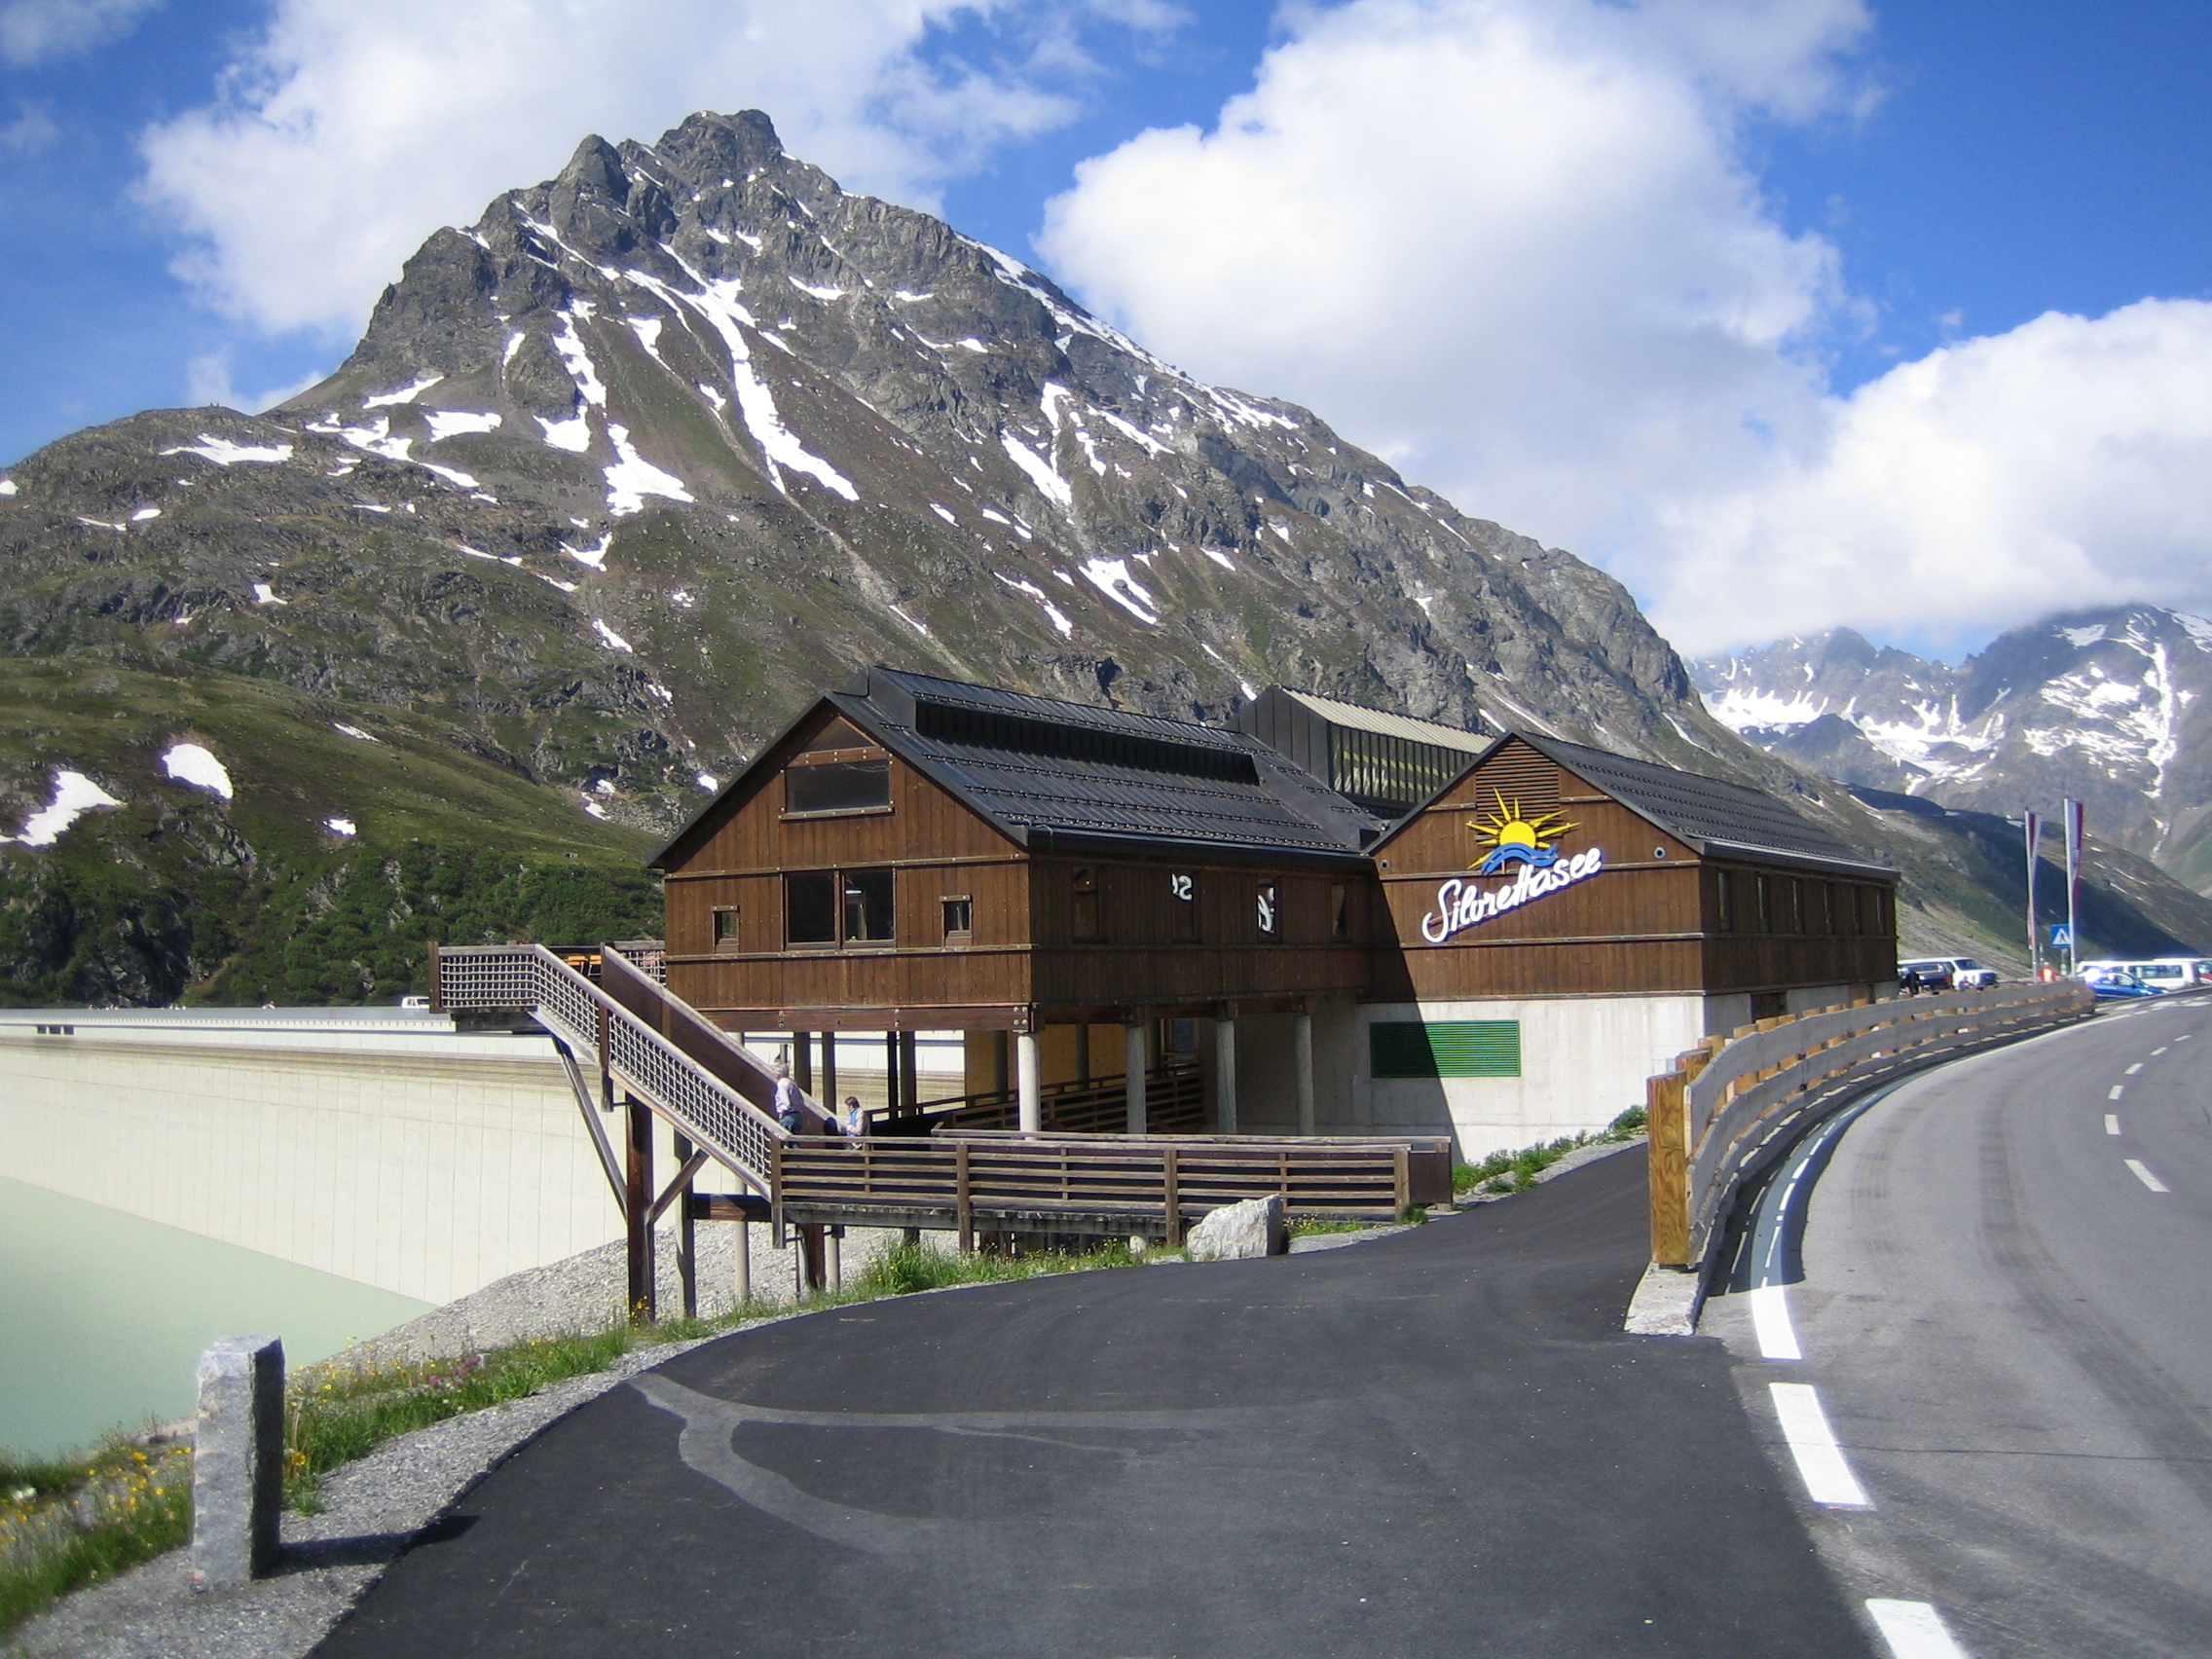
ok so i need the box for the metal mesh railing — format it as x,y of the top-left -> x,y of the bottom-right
438,943 -> 783,1193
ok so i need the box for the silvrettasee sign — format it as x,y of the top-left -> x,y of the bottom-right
1419,793 -> 1604,943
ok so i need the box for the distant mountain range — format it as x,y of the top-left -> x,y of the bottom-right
3,110 -> 2206,998
1692,607 -> 2212,895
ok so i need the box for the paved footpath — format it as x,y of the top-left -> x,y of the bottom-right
315,1152 -> 1868,1659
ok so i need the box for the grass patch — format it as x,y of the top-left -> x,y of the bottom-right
0,1441 -> 192,1638
1452,1105 -> 1648,1198
1287,1218 -> 1367,1238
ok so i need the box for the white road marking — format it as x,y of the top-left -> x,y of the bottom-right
2152,1046 -> 2169,1055
1751,1284 -> 1802,1360
1865,1599 -> 1972,1658
1769,1383 -> 1871,1507
2105,1115 -> 2121,1135
2109,1085 -> 2125,1100
2126,1160 -> 2169,1194
2125,1062 -> 2144,1075
2179,1034 -> 2194,1041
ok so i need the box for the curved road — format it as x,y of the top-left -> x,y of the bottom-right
313,1152 -> 1868,1659
1705,996 -> 2212,1657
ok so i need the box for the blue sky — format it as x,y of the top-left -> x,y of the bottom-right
3,0 -> 2207,654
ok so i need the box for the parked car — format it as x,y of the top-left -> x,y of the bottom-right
2084,969 -> 2164,1000
2124,961 -> 2196,991
1899,956 -> 1999,990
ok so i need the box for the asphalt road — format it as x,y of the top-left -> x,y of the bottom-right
1703,997 -> 2212,1658
314,1150 -> 1868,1659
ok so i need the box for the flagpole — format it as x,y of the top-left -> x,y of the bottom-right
2062,799 -> 2084,976
2023,810 -> 2042,978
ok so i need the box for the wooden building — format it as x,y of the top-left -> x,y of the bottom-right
652,670 -> 1899,1157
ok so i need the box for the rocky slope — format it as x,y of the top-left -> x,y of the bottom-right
1,109 -> 2204,995
1694,608 -> 2212,893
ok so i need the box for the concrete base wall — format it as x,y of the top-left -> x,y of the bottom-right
0,1027 -> 742,1307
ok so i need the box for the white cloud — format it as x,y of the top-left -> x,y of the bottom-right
1040,0 -> 2212,658
184,350 -> 329,414
1040,0 -> 1870,572
1646,299 -> 2212,651
135,0 -> 1152,337
0,0 -> 159,65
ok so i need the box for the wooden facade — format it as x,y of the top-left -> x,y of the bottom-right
1369,735 -> 1897,1006
654,680 -> 1899,1039
659,701 -> 1372,1031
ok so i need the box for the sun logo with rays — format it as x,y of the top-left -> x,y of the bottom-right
1469,791 -> 1578,875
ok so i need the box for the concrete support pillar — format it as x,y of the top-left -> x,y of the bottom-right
191,1336 -> 284,1587
1016,1029 -> 1043,1132
733,1213 -> 751,1307
884,1030 -> 901,1113
900,1031 -> 919,1114
1124,1019 -> 1148,1136
1213,1011 -> 1237,1135
1294,1008 -> 1315,1137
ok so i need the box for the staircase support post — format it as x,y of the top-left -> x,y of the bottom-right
672,1130 -> 697,1320
625,1096 -> 655,1323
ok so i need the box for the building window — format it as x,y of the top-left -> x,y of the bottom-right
787,871 -> 837,944
1715,869 -> 1734,932
713,907 -> 740,945
1168,870 -> 1198,940
843,868 -> 896,942
1256,881 -> 1279,937
1073,866 -> 1101,940
1820,882 -> 1836,934
1331,883 -> 1350,941
784,756 -> 891,815
1370,1020 -> 1521,1079
941,895 -> 973,940
1755,874 -> 1771,933
1789,879 -> 1805,934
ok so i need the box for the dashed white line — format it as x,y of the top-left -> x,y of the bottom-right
2126,1160 -> 2169,1194
1865,1599 -> 1972,1658
2125,1062 -> 2144,1075
2151,1046 -> 2169,1055
1769,1383 -> 1871,1507
1751,1283 -> 1802,1360
2178,1034 -> 2194,1042
2105,1115 -> 2121,1136
2109,1085 -> 2125,1100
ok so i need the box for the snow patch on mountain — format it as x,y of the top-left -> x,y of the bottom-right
1080,558 -> 1158,625
162,743 -> 233,799
604,424 -> 693,515
163,435 -> 295,466
425,410 -> 501,441
2,769 -> 125,846
363,375 -> 443,408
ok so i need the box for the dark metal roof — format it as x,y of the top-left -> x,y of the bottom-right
1516,732 -> 1894,876
828,667 -> 1383,864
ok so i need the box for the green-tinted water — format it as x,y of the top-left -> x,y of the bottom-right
0,1176 -> 433,1457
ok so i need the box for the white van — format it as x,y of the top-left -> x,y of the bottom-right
2136,959 -> 2210,989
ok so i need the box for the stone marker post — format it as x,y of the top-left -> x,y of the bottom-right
192,1336 -> 285,1587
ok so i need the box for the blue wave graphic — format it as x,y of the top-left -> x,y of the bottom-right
1475,843 -> 1560,876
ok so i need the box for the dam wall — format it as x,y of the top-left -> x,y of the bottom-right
0,1008 -> 687,1306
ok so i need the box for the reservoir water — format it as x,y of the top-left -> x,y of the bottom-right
0,1175 -> 433,1458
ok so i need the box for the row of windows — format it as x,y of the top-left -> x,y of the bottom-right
1714,871 -> 1889,937
709,866 -> 1353,950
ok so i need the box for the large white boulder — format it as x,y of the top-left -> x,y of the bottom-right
1186,1195 -> 1288,1261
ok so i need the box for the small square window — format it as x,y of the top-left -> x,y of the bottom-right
941,896 -> 973,939
713,907 -> 740,944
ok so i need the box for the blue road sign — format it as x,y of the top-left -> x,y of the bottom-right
2049,924 -> 2074,948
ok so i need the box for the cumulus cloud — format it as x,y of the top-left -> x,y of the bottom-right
136,0 -> 1163,337
1038,0 -> 2212,654
0,0 -> 159,65
1647,300 -> 2212,651
1039,0 -> 1871,568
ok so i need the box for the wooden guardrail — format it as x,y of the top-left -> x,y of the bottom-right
1646,981 -> 2096,1271
778,1131 -> 1454,1246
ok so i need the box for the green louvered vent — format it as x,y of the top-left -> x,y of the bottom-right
1369,1020 -> 1522,1079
